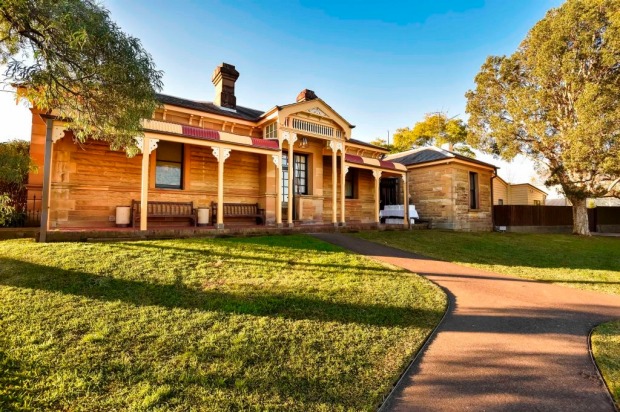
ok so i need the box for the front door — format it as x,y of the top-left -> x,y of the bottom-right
282,153 -> 308,219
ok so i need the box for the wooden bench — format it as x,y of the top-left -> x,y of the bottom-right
211,202 -> 265,225
131,200 -> 197,228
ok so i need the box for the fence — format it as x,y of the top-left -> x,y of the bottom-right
1,195 -> 41,227
493,205 -> 620,232
22,196 -> 41,226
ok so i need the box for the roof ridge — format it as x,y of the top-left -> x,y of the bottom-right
384,145 -> 448,160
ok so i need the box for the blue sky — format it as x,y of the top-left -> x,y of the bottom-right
0,0 -> 565,191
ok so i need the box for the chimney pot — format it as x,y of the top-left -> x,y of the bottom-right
212,63 -> 240,109
296,89 -> 318,103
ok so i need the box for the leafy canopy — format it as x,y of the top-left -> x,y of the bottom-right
466,0 -> 620,201
0,139 -> 35,187
392,112 -> 474,157
0,0 -> 163,154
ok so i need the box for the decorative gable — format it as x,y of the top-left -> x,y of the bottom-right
307,107 -> 329,117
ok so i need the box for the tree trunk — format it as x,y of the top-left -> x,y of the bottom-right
570,197 -> 590,236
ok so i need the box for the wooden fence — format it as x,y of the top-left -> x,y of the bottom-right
493,205 -> 620,232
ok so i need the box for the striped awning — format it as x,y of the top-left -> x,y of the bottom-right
345,154 -> 407,172
141,119 -> 280,151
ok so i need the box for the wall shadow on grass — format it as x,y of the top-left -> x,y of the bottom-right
0,258 -> 440,328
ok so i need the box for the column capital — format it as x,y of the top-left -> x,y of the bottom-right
272,154 -> 280,169
212,147 -> 231,162
280,131 -> 298,144
373,170 -> 382,180
135,136 -> 159,154
401,173 -> 407,183
329,140 -> 343,153
344,165 -> 350,175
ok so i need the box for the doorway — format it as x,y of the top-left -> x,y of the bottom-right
380,177 -> 400,210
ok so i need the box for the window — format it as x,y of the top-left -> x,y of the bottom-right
533,200 -> 541,205
156,141 -> 183,189
498,199 -> 504,205
345,170 -> 357,199
469,172 -> 479,209
293,154 -> 308,195
264,122 -> 277,139
281,153 -> 308,202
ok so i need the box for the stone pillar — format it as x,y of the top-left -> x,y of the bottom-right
280,131 -> 297,227
402,173 -> 409,227
373,170 -> 382,224
329,141 -> 342,226
212,147 -> 231,229
39,120 -> 64,242
273,154 -> 282,226
340,149 -> 346,226
135,136 -> 158,231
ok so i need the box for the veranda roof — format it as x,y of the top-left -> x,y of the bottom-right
141,119 -> 280,151
345,154 -> 407,172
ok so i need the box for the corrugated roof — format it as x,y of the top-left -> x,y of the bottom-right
348,138 -> 388,152
345,154 -> 407,172
386,147 -> 497,169
157,93 -> 265,122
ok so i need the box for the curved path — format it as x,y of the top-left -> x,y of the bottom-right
312,233 -> 620,411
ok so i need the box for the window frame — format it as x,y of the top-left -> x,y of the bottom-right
469,171 -> 479,210
264,122 -> 278,139
155,141 -> 184,190
345,169 -> 357,199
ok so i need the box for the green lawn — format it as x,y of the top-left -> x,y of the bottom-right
355,231 -> 620,295
592,320 -> 620,409
0,235 -> 446,411
355,230 -> 620,406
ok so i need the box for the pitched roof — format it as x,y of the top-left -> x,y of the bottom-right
275,97 -> 355,128
156,93 -> 265,122
385,146 -> 497,170
348,138 -> 389,152
509,183 -> 548,195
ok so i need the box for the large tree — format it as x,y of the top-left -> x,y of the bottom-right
466,0 -> 620,235
393,112 -> 475,157
0,0 -> 163,154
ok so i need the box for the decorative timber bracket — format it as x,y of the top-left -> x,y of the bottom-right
134,137 -> 159,154
212,147 -> 231,162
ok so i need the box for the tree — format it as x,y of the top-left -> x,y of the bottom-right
465,0 -> 620,235
392,112 -> 475,157
368,137 -> 397,153
0,139 -> 34,187
0,139 -> 35,227
0,0 -> 163,155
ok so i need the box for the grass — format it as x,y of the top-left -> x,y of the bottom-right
355,230 -> 620,406
0,234 -> 446,411
591,320 -> 620,409
355,231 -> 620,295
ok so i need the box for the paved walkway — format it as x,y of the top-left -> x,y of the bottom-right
312,233 -> 620,412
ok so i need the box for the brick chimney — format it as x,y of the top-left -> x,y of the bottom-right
212,63 -> 239,109
296,89 -> 318,103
